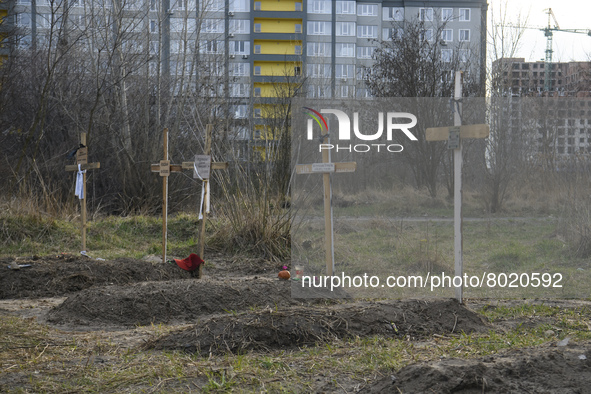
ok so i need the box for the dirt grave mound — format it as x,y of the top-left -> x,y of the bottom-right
146,299 -> 490,355
0,255 -> 192,299
361,341 -> 591,393
46,278 -> 324,327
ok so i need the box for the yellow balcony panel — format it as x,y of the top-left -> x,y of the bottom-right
253,61 -> 302,77
254,82 -> 300,98
253,104 -> 284,119
255,125 -> 280,140
254,40 -> 302,56
255,0 -> 303,12
253,18 -> 302,34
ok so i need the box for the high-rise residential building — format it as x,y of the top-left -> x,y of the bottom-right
8,0 -> 489,158
0,0 -> 14,65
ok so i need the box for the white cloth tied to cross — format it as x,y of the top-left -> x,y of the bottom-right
193,162 -> 210,220
75,164 -> 86,199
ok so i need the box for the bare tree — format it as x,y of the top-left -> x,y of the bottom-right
365,17 -> 480,197
483,2 -> 529,213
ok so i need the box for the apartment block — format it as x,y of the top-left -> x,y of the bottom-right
492,58 -> 591,162
8,0 -> 489,158
492,57 -> 591,97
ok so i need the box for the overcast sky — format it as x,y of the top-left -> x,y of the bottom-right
489,0 -> 591,62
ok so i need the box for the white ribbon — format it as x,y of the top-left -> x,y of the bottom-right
75,164 -> 86,199
193,162 -> 211,220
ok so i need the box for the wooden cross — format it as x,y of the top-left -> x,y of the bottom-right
426,71 -> 489,303
65,132 -> 100,253
150,126 -> 228,277
295,138 -> 356,277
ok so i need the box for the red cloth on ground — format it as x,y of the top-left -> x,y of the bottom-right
174,253 -> 204,271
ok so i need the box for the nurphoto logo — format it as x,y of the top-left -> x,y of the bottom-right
303,107 -> 418,153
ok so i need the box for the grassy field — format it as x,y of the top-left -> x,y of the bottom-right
2,194 -> 591,392
1,301 -> 590,393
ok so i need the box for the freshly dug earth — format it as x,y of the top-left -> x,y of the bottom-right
46,278 -> 320,327
361,341 -> 591,393
0,255 -> 192,299
145,299 -> 490,355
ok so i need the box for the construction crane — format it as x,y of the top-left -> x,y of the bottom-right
541,8 -> 591,91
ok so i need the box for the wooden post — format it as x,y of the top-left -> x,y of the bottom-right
81,133 -> 88,251
425,71 -> 490,303
453,72 -> 463,303
151,125 -> 228,272
162,128 -> 169,264
296,148 -> 356,277
65,132 -> 100,253
321,138 -> 335,276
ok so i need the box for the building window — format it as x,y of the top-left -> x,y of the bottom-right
307,63 -> 331,78
459,8 -> 470,22
17,13 -> 31,28
383,28 -> 403,40
200,0 -> 223,11
202,19 -> 223,33
230,63 -> 249,76
459,49 -> 469,62
459,29 -> 470,42
294,66 -> 301,76
230,40 -> 250,55
383,6 -> 403,21
420,29 -> 433,42
149,41 -> 158,55
335,64 -> 354,78
229,0 -> 249,12
336,43 -> 355,57
308,85 -> 331,98
308,0 -> 331,14
230,83 -> 249,97
419,8 -> 433,22
357,4 -> 377,16
441,8 -> 453,21
339,85 -> 354,98
254,44 -> 261,54
254,1 -> 261,11
441,49 -> 452,63
254,108 -> 262,118
295,45 -> 302,55
229,19 -> 249,34
357,25 -> 378,38
295,2 -> 302,11
336,1 -> 355,14
336,22 -> 356,36
307,42 -> 331,57
441,29 -> 452,42
254,87 -> 261,97
254,23 -> 261,33
357,46 -> 374,59
254,66 -> 261,75
295,24 -> 302,33
201,40 -> 223,54
307,21 -> 331,35
150,20 -> 158,33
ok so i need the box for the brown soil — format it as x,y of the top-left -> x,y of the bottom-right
0,254 -> 191,299
144,299 -> 490,355
2,254 -> 591,393
361,341 -> 591,393
46,278 -> 324,328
